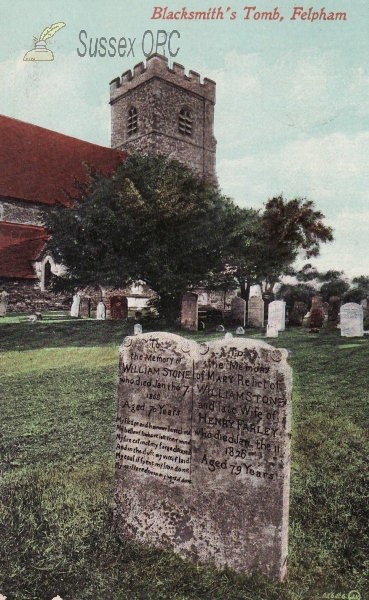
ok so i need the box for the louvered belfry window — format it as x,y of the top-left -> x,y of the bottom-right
178,108 -> 192,136
127,107 -> 138,136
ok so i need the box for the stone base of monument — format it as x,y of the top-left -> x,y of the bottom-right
114,332 -> 292,580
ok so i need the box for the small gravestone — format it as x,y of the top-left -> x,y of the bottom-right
215,324 -> 225,332
181,292 -> 198,331
235,326 -> 245,335
308,308 -> 324,332
79,297 -> 91,318
224,331 -> 233,339
340,303 -> 364,337
268,301 -> 286,331
70,293 -> 81,318
114,333 -> 292,579
110,295 -> 128,320
288,302 -> 307,326
231,296 -> 246,326
96,302 -> 106,320
134,323 -> 143,335
0,291 -> 9,317
266,324 -> 278,338
248,296 -> 264,328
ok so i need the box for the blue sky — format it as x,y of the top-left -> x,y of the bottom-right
1,0 -> 368,278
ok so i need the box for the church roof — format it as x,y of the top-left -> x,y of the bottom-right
0,115 -> 127,207
0,222 -> 50,279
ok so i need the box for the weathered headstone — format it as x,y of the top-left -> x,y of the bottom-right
109,295 -> 128,320
79,297 -> 91,318
181,292 -> 198,331
235,326 -> 245,335
288,302 -> 307,326
0,291 -> 9,317
268,301 -> 286,332
114,333 -> 292,579
266,324 -> 278,338
231,296 -> 246,326
340,303 -> 364,337
70,293 -> 81,318
96,301 -> 106,320
248,296 -> 264,328
215,324 -> 225,332
224,331 -> 233,339
134,323 -> 143,335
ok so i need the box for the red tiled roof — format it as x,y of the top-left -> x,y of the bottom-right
0,222 -> 50,279
0,115 -> 127,207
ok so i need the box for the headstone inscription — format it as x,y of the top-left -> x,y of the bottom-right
114,333 -> 292,579
268,301 -> 286,332
96,302 -> 106,320
109,295 -> 128,320
248,296 -> 264,328
70,293 -> 81,318
181,293 -> 198,331
231,296 -> 246,326
340,303 -> 364,337
0,291 -> 9,317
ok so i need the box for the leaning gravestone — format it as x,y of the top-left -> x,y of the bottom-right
0,291 -> 9,317
340,303 -> 364,337
231,296 -> 246,326
248,296 -> 264,328
268,300 -> 286,331
114,333 -> 292,579
181,292 -> 198,331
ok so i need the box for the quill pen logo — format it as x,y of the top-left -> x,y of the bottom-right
23,22 -> 66,61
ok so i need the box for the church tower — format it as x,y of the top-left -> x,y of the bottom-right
109,54 -> 217,182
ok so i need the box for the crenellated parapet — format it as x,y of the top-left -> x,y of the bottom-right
110,53 -> 216,104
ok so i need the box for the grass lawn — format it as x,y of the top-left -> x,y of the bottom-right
1,314 -> 369,600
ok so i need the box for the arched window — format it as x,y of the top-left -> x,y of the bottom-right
44,261 -> 52,289
127,107 -> 138,136
178,108 -> 192,136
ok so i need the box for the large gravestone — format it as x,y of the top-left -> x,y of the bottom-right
268,301 -> 286,332
114,333 -> 292,579
248,296 -> 264,328
0,291 -> 9,317
340,303 -> 364,337
110,295 -> 128,320
231,296 -> 246,326
181,292 -> 198,331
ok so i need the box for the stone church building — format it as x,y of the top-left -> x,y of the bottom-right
0,54 -> 217,312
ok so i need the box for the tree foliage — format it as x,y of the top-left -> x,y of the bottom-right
45,155 -> 239,319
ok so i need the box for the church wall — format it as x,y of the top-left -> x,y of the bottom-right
0,278 -> 72,313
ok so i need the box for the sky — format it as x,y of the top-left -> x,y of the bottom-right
1,0 -> 368,279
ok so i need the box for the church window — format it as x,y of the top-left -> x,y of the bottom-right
178,108 -> 192,136
127,107 -> 138,136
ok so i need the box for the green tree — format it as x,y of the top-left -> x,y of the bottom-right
220,195 -> 334,301
45,155 -> 239,320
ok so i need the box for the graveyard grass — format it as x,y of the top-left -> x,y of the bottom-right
1,315 -> 369,600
